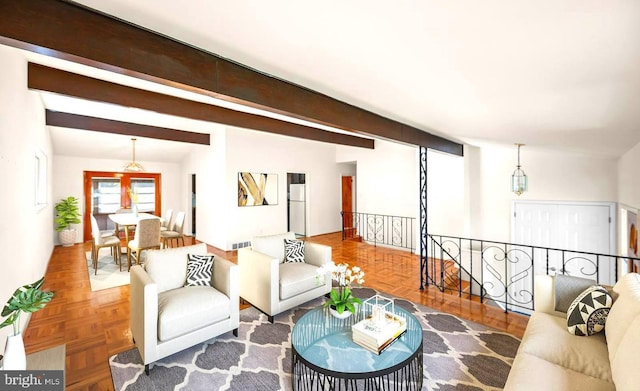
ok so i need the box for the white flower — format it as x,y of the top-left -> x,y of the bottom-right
328,262 -> 365,287
322,262 -> 366,315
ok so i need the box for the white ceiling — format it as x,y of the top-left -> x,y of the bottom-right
44,0 -> 640,160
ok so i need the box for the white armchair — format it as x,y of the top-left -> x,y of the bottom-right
130,243 -> 239,374
238,232 -> 331,322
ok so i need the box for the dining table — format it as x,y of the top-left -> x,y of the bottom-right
108,212 -> 158,252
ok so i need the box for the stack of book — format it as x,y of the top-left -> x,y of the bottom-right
351,312 -> 407,355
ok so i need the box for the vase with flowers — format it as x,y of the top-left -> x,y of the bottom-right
321,262 -> 365,319
128,188 -> 139,216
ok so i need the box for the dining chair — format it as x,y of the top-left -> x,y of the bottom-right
160,209 -> 173,232
114,207 -> 134,238
99,223 -> 118,259
90,214 -> 121,274
127,217 -> 161,271
160,211 -> 185,248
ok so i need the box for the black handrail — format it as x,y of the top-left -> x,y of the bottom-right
427,233 -> 640,313
424,235 -> 488,302
340,211 -> 415,252
339,210 -> 640,315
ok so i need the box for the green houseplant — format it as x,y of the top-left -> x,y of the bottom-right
55,196 -> 82,247
321,262 -> 365,317
1,277 -> 54,369
1,277 -> 54,335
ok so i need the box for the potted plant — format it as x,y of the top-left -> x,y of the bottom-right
321,262 -> 365,318
55,196 -> 82,247
1,277 -> 54,369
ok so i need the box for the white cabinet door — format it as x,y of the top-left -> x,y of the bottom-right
512,201 -> 614,283
506,201 -> 615,313
507,202 -> 556,313
555,204 -> 614,283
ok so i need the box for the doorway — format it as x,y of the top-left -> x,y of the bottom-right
191,174 -> 196,236
287,173 -> 306,237
341,176 -> 356,238
83,171 -> 162,241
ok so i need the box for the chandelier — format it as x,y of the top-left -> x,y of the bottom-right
123,138 -> 144,172
511,143 -> 527,196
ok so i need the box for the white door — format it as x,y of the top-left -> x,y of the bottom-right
512,201 -> 614,281
508,201 -> 615,313
555,204 -> 614,283
507,203 -> 556,313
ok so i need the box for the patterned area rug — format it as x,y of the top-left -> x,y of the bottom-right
85,251 -> 130,291
109,287 -> 520,390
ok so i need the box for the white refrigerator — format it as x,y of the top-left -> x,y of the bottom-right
289,184 -> 306,236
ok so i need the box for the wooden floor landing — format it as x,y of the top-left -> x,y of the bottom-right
23,232 -> 528,390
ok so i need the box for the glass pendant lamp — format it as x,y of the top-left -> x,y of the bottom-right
511,143 -> 527,196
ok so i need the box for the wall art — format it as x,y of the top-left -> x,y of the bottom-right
238,172 -> 278,206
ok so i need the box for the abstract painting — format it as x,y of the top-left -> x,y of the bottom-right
238,172 -> 278,206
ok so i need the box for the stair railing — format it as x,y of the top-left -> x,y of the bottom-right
340,211 -> 415,252
423,235 -> 488,302
427,234 -> 640,313
339,211 -> 640,314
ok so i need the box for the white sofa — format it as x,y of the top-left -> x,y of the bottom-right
130,243 -> 239,374
504,273 -> 640,391
238,232 -> 331,322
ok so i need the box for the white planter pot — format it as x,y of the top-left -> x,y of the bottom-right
329,306 -> 353,319
3,333 -> 26,370
59,228 -> 76,247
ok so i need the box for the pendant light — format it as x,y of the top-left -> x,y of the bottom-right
123,138 -> 144,172
511,143 -> 527,196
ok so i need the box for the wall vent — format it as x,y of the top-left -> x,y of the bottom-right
232,241 -> 251,250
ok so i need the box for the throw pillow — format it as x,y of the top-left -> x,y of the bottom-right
185,254 -> 214,287
284,239 -> 305,263
566,285 -> 612,336
554,274 -> 596,313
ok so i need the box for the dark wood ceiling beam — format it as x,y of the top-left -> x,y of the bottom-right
29,63 -> 374,149
45,111 -> 211,145
0,0 -> 461,155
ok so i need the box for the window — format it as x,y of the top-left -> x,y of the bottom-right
131,178 -> 156,213
83,171 -> 162,241
34,149 -> 47,210
92,178 -> 121,214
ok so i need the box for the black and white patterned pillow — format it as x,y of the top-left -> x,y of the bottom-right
284,239 -> 305,263
185,254 -> 214,287
566,285 -> 612,336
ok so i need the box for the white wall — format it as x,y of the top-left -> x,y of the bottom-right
337,140 -> 418,217
466,144 -> 618,242
618,141 -> 640,210
182,125 -> 227,249
223,127 -> 342,249
336,140 -> 465,237
427,149 -> 465,237
336,138 -> 620,251
337,162 -> 356,177
52,155 -> 182,244
0,46 -> 54,350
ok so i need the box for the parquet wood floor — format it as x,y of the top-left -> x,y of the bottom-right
23,232 -> 528,391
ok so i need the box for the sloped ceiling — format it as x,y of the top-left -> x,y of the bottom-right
46,0 -> 640,159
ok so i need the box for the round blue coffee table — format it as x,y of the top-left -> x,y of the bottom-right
291,305 -> 423,390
